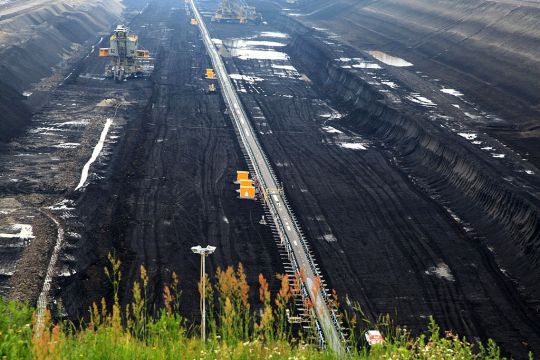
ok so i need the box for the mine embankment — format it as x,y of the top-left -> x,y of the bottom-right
0,82 -> 30,142
284,26 -> 540,304
0,0 -> 123,141
283,15 -> 540,356
284,0 -> 540,168
0,0 -> 123,92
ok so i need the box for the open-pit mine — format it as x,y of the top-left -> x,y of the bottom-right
1,0 -> 540,357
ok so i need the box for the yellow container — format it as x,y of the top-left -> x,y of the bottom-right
206,68 -> 215,79
240,186 -> 256,199
239,179 -> 253,187
236,171 -> 249,182
99,48 -> 110,57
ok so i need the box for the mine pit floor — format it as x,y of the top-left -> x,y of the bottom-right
0,0 -> 539,357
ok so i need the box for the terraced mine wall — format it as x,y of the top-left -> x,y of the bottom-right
294,0 -> 540,122
287,0 -> 540,169
269,12 -> 540,323
0,0 -> 123,140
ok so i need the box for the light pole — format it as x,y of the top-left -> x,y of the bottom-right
191,245 -> 216,342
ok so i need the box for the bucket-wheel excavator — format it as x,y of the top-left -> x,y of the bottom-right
211,0 -> 261,24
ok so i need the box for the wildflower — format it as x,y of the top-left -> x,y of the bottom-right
258,274 -> 270,304
140,265 -> 148,288
163,285 -> 173,315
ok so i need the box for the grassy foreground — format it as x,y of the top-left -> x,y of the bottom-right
0,255 -> 526,359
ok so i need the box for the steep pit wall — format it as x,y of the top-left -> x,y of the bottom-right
283,0 -> 540,169
0,0 -> 123,92
271,17 -> 540,314
294,0 -> 540,121
0,0 -> 123,140
0,81 -> 31,142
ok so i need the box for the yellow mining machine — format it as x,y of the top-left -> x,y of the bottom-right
211,0 -> 262,24
99,25 -> 150,81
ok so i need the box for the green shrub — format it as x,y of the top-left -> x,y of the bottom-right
0,298 -> 33,358
0,254 -> 525,359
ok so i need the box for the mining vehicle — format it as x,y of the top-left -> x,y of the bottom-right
208,83 -> 217,93
99,25 -> 150,81
212,0 -> 262,24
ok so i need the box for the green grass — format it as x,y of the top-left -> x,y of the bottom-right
0,255 -> 531,359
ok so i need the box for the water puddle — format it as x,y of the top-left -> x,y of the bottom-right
337,57 -> 381,69
441,88 -> 463,97
464,112 -> 481,119
368,51 -> 413,67
458,133 -> 477,140
225,37 -> 289,61
381,81 -> 398,89
270,64 -> 299,78
352,62 -> 382,69
226,39 -> 286,48
406,94 -> 436,107
339,142 -> 368,150
0,224 -> 34,240
229,74 -> 264,83
230,48 -> 289,60
322,126 -> 343,134
259,31 -> 288,39
271,64 -> 296,71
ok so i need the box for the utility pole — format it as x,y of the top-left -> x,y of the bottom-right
191,245 -> 216,342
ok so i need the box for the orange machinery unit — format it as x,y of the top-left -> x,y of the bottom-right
136,50 -> 150,58
236,171 -> 250,182
206,68 -> 215,79
239,179 -> 253,187
239,186 -> 256,199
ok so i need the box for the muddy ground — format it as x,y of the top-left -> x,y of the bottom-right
0,0 -> 539,357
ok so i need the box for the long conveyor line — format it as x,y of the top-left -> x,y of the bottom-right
189,0 -> 346,354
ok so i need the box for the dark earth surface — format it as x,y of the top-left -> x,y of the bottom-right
0,0 -> 539,357
286,0 -> 540,170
